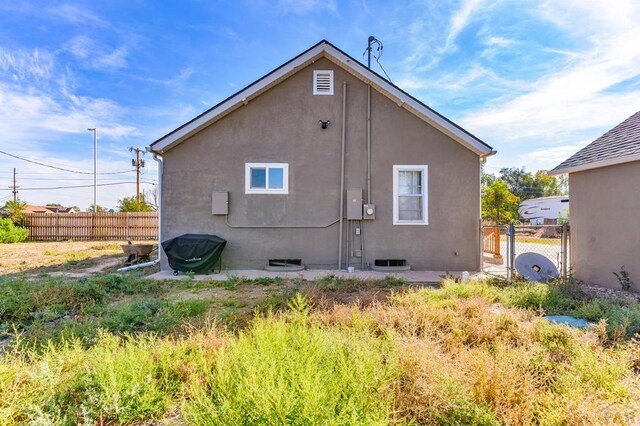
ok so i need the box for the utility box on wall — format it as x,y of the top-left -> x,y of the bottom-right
363,204 -> 376,220
212,191 -> 229,215
346,188 -> 363,220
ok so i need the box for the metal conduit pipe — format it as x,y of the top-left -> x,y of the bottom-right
338,81 -> 347,270
225,216 -> 340,228
367,84 -> 372,204
152,152 -> 163,262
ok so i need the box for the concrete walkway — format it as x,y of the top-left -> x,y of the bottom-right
148,269 -> 470,283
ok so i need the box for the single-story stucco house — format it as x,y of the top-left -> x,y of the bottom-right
550,110 -> 640,291
149,40 -> 495,272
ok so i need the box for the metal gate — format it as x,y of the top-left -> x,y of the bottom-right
482,222 -> 570,280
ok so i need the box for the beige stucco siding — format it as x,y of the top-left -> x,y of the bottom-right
569,160 -> 640,290
160,57 -> 481,270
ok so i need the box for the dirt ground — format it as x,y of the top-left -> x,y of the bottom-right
0,240 -> 157,277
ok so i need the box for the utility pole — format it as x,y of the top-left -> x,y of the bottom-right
129,147 -> 146,203
9,168 -> 19,202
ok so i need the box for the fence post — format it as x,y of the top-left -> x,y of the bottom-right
561,222 -> 569,280
55,212 -> 59,241
508,222 -> 516,280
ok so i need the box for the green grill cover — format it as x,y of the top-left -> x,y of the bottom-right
161,234 -> 227,273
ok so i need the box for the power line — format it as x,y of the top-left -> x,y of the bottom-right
0,149 -> 135,175
0,175 -> 156,181
0,181 -> 156,191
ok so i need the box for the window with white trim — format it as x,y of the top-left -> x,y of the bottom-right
313,70 -> 334,95
245,163 -> 289,194
393,165 -> 428,225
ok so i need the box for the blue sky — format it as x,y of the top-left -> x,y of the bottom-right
1,0 -> 639,209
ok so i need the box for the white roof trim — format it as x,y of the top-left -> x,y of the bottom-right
549,152 -> 640,175
150,41 -> 494,156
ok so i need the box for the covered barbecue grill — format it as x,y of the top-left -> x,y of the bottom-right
161,234 -> 227,275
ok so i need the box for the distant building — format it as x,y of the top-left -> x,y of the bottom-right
23,205 -> 77,214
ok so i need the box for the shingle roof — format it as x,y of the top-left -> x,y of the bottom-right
550,110 -> 640,174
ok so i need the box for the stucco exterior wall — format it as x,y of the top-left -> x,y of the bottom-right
569,160 -> 640,290
160,57 -> 482,271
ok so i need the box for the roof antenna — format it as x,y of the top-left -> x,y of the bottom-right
363,36 -> 392,82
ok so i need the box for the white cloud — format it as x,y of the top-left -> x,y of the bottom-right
0,48 -> 55,80
483,36 -> 514,47
64,35 -> 93,59
45,4 -> 107,26
442,0 -> 486,53
63,36 -> 130,71
459,0 -> 640,153
95,46 -> 128,70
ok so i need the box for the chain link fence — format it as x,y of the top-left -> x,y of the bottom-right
482,222 -> 570,280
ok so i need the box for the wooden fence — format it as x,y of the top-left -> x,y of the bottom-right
483,226 -> 503,261
24,212 -> 158,241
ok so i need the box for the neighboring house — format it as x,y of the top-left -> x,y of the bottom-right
150,40 -> 495,271
23,205 -> 76,214
550,110 -> 640,291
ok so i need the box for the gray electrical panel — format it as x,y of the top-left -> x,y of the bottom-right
346,188 -> 363,220
212,191 -> 229,215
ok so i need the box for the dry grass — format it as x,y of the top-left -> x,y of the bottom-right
314,287 -> 640,425
2,280 -> 640,425
0,240 -> 155,276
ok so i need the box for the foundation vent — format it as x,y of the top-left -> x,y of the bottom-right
313,70 -> 334,95
372,259 -> 411,272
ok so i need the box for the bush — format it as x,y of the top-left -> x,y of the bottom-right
183,313 -> 396,425
0,218 -> 28,243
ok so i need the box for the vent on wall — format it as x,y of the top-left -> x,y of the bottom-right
313,70 -> 334,95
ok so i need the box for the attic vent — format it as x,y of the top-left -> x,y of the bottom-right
313,70 -> 334,95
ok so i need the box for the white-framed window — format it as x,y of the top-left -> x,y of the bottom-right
313,70 -> 334,95
245,163 -> 289,194
393,165 -> 428,225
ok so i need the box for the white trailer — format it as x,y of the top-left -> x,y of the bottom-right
519,196 -> 569,225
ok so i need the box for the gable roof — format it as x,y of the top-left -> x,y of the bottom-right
549,110 -> 640,175
149,40 -> 495,157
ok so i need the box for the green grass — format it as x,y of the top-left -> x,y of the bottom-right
184,311 -> 396,424
440,278 -> 640,340
2,283 -> 639,425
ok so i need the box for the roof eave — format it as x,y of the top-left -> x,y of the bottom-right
549,152 -> 640,175
150,40 -> 494,156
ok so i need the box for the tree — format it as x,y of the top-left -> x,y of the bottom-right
533,171 -> 562,197
143,186 -> 158,211
482,180 -> 520,224
118,195 -> 154,212
499,167 -> 539,200
88,204 -> 107,213
481,166 -> 496,188
2,200 -> 27,225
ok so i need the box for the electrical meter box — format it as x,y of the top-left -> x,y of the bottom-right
212,191 -> 229,215
363,204 -> 376,220
346,188 -> 363,220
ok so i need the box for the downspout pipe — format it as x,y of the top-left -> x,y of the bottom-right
338,81 -> 347,270
152,151 -> 163,262
367,84 -> 371,204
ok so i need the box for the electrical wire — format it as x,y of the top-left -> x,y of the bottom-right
362,37 -> 392,82
0,149 -> 135,175
375,56 -> 392,82
0,181 -> 156,191
0,176 -> 157,182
